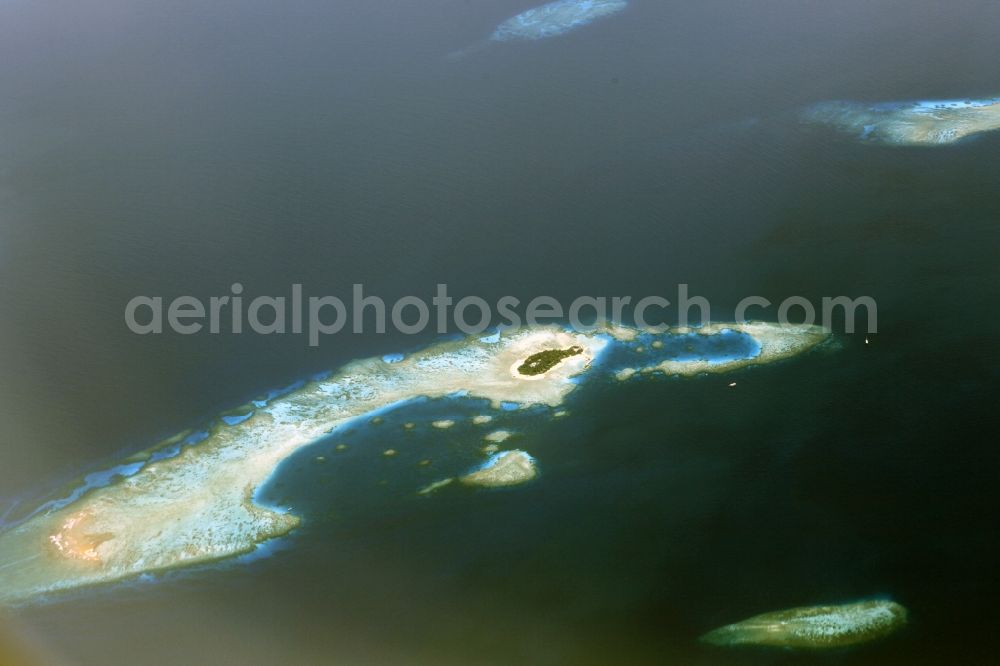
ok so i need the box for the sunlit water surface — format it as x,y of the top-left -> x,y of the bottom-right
1,1 -> 999,664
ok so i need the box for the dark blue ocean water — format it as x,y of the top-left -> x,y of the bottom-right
1,1 -> 999,664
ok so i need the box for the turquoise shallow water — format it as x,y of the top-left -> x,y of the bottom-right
601,329 -> 762,371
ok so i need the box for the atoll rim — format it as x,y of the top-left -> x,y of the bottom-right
0,322 -> 829,606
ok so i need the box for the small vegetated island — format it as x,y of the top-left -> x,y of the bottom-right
516,345 -> 584,376
0,322 -> 829,606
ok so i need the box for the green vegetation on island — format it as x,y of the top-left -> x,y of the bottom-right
517,345 -> 584,376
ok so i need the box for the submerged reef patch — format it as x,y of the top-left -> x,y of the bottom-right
459,451 -> 538,488
417,478 -> 454,496
803,97 -> 1000,145
449,0 -> 627,59
484,430 -> 514,443
492,0 -> 628,42
701,600 -> 908,649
